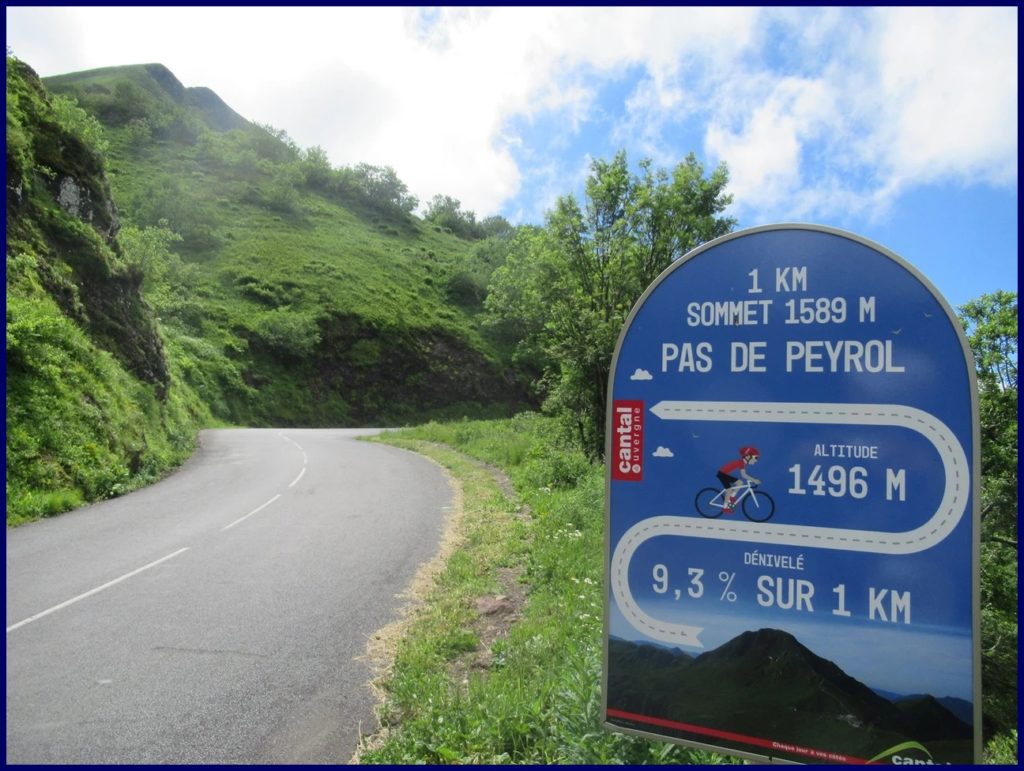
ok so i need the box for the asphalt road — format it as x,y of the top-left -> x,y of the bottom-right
5,428 -> 452,764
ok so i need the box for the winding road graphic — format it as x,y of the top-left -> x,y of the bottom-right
610,400 -> 969,647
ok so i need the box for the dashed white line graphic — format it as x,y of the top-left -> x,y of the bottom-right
610,400 -> 969,647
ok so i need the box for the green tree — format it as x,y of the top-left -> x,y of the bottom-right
107,81 -> 151,125
424,193 -> 483,239
50,93 -> 109,156
123,117 -> 152,149
351,163 -> 418,216
130,173 -> 220,254
959,291 -> 1017,745
251,123 -> 300,163
961,290 -> 1018,544
445,224 -> 520,309
487,151 -> 735,457
119,221 -> 183,292
253,308 -> 321,359
479,214 -> 514,239
301,145 -> 333,190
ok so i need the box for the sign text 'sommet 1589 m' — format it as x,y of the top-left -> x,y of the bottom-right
603,225 -> 980,765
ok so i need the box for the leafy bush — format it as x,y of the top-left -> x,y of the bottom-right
984,729 -> 1018,764
128,173 -> 222,254
123,117 -> 152,148
252,308 -> 321,357
424,194 -> 484,240
50,93 -> 109,155
351,162 -> 419,216
445,270 -> 487,308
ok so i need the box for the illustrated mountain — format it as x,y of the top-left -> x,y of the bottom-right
606,628 -> 972,764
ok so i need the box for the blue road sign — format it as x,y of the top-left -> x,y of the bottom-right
603,225 -> 980,765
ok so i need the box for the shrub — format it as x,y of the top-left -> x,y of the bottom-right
253,308 -> 321,358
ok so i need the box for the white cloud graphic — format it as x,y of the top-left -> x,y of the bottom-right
630,368 -> 654,381
653,446 -> 674,458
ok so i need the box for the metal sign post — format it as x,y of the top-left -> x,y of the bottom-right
603,225 -> 980,765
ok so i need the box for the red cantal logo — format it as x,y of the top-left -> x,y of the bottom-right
612,401 -> 644,481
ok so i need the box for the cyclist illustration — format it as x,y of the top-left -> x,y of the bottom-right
716,446 -> 762,514
695,446 -> 774,522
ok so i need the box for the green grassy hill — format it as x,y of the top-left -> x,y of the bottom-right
44,61 -> 530,426
6,57 -> 531,523
6,57 -> 210,523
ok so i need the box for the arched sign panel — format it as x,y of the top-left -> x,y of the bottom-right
602,225 -> 980,765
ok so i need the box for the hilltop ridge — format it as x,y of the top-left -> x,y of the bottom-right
45,63 -> 250,132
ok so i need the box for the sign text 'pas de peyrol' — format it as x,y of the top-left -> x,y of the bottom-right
602,224 -> 980,765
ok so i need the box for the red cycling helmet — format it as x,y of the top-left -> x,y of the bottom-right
739,446 -> 760,458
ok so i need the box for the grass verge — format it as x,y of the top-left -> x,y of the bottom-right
354,415 -> 736,765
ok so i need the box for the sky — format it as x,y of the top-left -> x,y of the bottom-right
5,6 -> 1018,309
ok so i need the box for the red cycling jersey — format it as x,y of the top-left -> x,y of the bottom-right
719,459 -> 745,475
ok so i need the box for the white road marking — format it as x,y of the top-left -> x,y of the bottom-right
611,400 -> 970,648
9,435 -> 314,632
279,433 -> 308,486
279,433 -> 309,464
6,548 -> 190,633
221,494 -> 282,532
222,435 -> 306,531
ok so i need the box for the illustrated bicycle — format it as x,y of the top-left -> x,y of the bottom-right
695,481 -> 775,522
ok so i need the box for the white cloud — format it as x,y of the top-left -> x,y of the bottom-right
705,76 -> 837,212
6,6 -> 763,218
630,368 -> 653,381
703,7 -> 1017,222
653,447 -> 675,458
870,7 -> 1018,194
5,7 -> 1015,224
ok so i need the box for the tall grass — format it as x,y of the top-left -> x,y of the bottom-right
5,282 -> 209,524
359,415 -> 736,764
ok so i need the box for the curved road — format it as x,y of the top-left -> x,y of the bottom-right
6,429 -> 452,763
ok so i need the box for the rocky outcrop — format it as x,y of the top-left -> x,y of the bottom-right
6,58 -> 169,396
307,313 -> 529,424
56,174 -> 120,241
